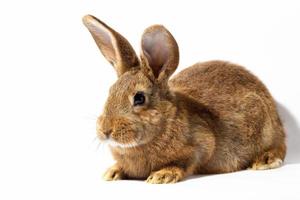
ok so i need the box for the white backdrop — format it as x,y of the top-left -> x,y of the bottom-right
0,0 -> 300,199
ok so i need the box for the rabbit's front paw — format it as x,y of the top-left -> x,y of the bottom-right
146,167 -> 184,184
103,165 -> 124,181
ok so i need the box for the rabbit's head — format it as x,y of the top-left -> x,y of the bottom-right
83,15 -> 179,148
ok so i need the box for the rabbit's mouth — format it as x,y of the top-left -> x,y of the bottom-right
107,131 -> 148,149
108,139 -> 141,148
96,127 -> 144,148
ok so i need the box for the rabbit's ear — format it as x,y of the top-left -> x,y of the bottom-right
141,25 -> 179,82
83,15 -> 139,77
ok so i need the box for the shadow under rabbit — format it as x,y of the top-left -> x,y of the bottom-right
276,102 -> 300,164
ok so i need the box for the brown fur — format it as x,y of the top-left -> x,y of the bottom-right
83,15 -> 286,183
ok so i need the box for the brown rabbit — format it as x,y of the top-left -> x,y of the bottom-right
83,15 -> 286,184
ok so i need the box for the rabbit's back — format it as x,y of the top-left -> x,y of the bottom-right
169,60 -> 286,173
170,60 -> 272,112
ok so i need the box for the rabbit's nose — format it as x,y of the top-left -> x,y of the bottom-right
96,115 -> 113,139
96,127 -> 112,140
102,130 -> 112,138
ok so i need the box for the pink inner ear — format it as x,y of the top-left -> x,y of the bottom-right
142,30 -> 169,78
84,17 -> 116,63
83,15 -> 139,76
93,27 -> 116,63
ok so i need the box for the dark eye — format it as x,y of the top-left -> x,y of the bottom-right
133,91 -> 145,106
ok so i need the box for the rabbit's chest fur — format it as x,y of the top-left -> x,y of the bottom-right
111,141 -> 198,178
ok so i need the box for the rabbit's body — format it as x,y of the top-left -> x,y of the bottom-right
109,60 -> 286,179
83,15 -> 286,183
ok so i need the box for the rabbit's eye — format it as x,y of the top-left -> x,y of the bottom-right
133,91 -> 145,106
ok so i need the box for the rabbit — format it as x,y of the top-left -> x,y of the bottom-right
82,15 -> 286,184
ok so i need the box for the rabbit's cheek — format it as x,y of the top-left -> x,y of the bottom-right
112,129 -> 135,143
139,109 -> 162,125
111,120 -> 138,144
